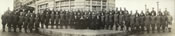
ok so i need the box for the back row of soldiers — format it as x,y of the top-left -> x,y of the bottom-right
1,8 -> 173,33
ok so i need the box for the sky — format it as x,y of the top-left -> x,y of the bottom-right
0,0 -> 174,19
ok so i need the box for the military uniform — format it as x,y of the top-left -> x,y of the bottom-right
50,11 -> 55,29
139,12 -> 145,31
34,14 -> 40,32
119,12 -> 124,30
145,15 -> 151,33
7,13 -> 12,32
124,12 -> 130,31
161,15 -> 167,32
108,12 -> 114,30
114,12 -> 119,30
18,13 -> 24,32
55,11 -> 60,29
100,12 -> 105,29
150,10 -> 156,32
40,11 -> 46,28
1,14 -> 7,31
29,13 -> 35,32
45,11 -> 50,28
24,12 -> 30,32
12,12 -> 19,32
130,14 -> 135,31
156,12 -> 161,32
60,11 -> 65,29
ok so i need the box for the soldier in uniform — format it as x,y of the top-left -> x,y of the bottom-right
161,12 -> 167,32
1,13 -> 7,32
89,11 -> 96,29
34,13 -> 40,32
145,9 -> 151,33
69,11 -> 74,29
134,10 -> 140,32
100,11 -> 105,29
7,12 -> 13,32
114,9 -> 119,30
50,10 -> 55,29
55,10 -> 60,29
164,8 -> 173,32
150,8 -> 156,32
76,11 -> 82,29
119,8 -> 124,30
64,11 -> 69,29
130,11 -> 135,31
104,11 -> 109,30
87,11 -> 92,29
29,12 -> 35,32
60,10 -> 65,29
124,8 -> 130,31
40,9 -> 46,28
72,11 -> 78,29
108,11 -> 114,30
156,10 -> 162,32
23,11 -> 30,32
12,11 -> 19,32
139,11 -> 145,31
18,11 -> 24,32
45,9 -> 51,28
95,11 -> 101,29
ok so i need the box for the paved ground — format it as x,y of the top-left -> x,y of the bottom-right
0,20 -> 174,36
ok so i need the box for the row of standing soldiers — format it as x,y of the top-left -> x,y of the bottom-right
1,8 -> 173,33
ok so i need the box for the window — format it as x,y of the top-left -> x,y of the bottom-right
103,0 -> 107,2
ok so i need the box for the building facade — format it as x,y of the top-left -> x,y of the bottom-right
14,0 -> 115,13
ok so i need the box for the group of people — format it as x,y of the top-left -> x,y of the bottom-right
1,7 -> 173,33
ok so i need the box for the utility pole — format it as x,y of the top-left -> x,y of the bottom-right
157,1 -> 159,12
145,4 -> 147,11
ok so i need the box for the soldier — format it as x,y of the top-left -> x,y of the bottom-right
119,8 -> 124,30
156,10 -> 162,32
23,11 -> 30,32
150,8 -> 156,32
69,11 -> 74,29
145,9 -> 151,33
1,13 -> 7,32
124,8 -> 130,31
50,10 -> 55,29
12,11 -> 19,32
7,12 -> 12,32
165,9 -> 173,32
108,10 -> 114,30
34,13 -> 40,32
55,10 -> 60,29
99,11 -> 105,29
86,11 -> 92,29
64,11 -> 69,29
45,9 -> 51,28
72,11 -> 78,29
60,10 -> 65,29
130,11 -> 135,31
161,12 -> 167,32
18,11 -> 24,32
134,10 -> 140,32
104,11 -> 109,30
140,11 -> 145,31
40,9 -> 46,28
76,11 -> 82,29
162,9 -> 171,32
29,12 -> 35,32
114,9 -> 119,30
79,11 -> 85,29
95,11 -> 101,29
89,11 -> 96,29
